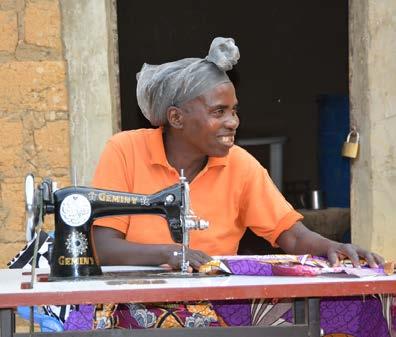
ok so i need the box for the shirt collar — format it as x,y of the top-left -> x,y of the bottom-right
148,127 -> 229,168
148,127 -> 169,167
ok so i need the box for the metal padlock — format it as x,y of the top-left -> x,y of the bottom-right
342,130 -> 359,158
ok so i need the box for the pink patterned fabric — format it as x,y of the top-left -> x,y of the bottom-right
225,255 -> 390,277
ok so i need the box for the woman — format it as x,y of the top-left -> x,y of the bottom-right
92,37 -> 382,270
87,37 -> 390,335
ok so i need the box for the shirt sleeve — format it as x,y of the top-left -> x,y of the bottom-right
91,137 -> 133,234
239,160 -> 303,247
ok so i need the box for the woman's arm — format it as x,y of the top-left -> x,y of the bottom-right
92,226 -> 212,270
276,221 -> 384,268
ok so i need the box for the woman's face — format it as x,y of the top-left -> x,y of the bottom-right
179,82 -> 239,157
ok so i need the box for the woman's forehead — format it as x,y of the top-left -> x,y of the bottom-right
180,83 -> 237,112
199,83 -> 238,106
197,82 -> 236,102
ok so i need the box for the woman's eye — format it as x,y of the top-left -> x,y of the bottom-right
213,109 -> 224,116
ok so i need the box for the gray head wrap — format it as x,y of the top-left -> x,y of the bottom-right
136,37 -> 240,126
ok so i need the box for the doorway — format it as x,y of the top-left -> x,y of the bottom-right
116,0 -> 349,253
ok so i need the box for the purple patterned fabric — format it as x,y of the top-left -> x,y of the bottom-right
211,300 -> 251,326
226,258 -> 389,278
64,305 -> 94,331
280,297 -> 391,337
63,297 -> 391,337
112,303 -> 222,329
227,258 -> 325,276
393,297 -> 396,333
226,259 -> 273,276
320,297 -> 390,337
282,305 -> 293,322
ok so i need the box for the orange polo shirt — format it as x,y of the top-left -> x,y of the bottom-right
92,128 -> 302,256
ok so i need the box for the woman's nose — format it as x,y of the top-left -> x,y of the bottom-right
224,113 -> 239,129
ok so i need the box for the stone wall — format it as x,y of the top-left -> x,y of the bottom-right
0,0 -> 70,268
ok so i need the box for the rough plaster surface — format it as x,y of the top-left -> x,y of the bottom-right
0,0 -> 70,268
349,0 -> 396,260
24,0 -> 62,50
0,9 -> 17,51
0,61 -> 67,112
0,0 -> 119,269
60,0 -> 119,185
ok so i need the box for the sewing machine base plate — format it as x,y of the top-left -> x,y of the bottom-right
35,270 -> 228,283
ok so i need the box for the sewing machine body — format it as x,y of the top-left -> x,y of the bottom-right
25,174 -> 208,282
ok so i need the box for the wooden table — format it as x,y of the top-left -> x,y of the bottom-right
1,266 -> 395,337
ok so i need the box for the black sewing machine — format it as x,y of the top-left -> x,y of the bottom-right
24,172 -> 208,283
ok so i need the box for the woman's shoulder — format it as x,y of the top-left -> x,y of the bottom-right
226,145 -> 266,176
108,128 -> 157,147
221,146 -> 269,191
229,145 -> 262,166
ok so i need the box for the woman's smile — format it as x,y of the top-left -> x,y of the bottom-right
217,135 -> 235,147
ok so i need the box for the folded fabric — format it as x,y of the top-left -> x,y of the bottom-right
208,255 -> 394,277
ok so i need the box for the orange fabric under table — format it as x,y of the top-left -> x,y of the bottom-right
92,128 -> 302,256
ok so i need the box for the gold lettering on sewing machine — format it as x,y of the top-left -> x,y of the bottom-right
58,256 -> 95,266
97,193 -> 138,204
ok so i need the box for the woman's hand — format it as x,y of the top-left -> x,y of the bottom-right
326,242 -> 384,268
93,227 -> 212,269
165,245 -> 212,271
277,221 -> 385,268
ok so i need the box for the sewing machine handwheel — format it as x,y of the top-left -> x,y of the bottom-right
25,174 -> 36,242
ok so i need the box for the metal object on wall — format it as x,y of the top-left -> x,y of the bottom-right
303,190 -> 326,210
342,129 -> 360,158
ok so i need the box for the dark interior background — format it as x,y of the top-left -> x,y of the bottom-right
116,0 -> 349,254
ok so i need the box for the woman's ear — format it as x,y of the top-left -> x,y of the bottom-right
167,106 -> 183,129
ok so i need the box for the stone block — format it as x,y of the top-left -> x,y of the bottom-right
0,0 -> 17,11
0,227 -> 25,243
0,118 -> 24,176
0,179 -> 25,232
24,0 -> 61,50
0,10 -> 17,52
0,205 -> 9,228
0,242 -> 25,268
0,61 -> 67,112
22,110 -> 46,130
15,41 -> 62,61
0,51 -> 14,63
34,120 -> 70,169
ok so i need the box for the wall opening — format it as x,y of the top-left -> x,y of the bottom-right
116,0 -> 349,253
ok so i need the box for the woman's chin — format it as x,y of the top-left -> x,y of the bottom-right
208,147 -> 231,157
